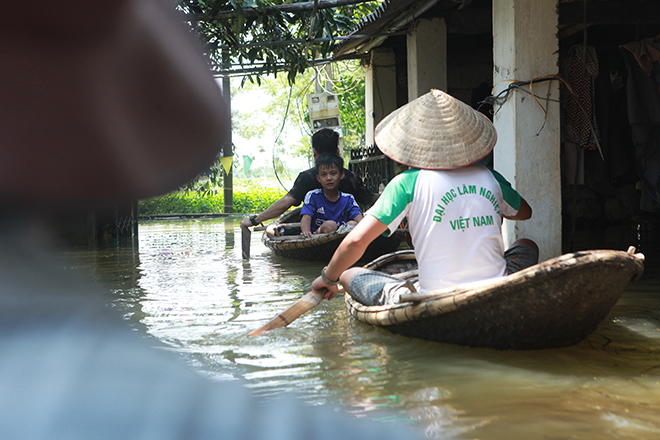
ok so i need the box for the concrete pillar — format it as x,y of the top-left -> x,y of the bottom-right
365,48 -> 397,146
492,0 -> 561,260
407,17 -> 447,100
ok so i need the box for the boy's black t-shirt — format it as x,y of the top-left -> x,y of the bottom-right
287,167 -> 375,206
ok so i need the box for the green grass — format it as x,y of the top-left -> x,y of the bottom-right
138,179 -> 287,216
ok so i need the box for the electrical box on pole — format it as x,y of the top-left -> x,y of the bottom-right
307,92 -> 344,155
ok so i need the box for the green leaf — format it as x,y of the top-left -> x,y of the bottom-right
178,0 -> 380,83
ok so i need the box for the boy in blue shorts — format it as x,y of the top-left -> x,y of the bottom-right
300,154 -> 363,238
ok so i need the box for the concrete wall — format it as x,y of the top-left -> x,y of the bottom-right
407,17 -> 447,98
365,48 -> 397,146
447,55 -> 493,109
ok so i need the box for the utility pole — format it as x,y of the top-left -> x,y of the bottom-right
309,63 -> 344,155
222,49 -> 233,213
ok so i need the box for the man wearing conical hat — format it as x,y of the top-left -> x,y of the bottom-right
311,89 -> 538,305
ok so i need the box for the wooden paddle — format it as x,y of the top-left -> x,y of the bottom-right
241,224 -> 251,260
241,224 -> 267,260
247,285 -> 343,336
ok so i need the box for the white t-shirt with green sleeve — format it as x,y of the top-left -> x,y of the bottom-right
366,164 -> 522,292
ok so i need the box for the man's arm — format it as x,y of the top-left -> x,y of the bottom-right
503,196 -> 532,221
240,194 -> 298,228
310,215 -> 388,299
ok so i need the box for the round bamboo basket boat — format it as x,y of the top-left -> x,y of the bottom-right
262,208 -> 407,262
345,247 -> 645,350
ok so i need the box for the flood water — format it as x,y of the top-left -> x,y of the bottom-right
67,218 -> 660,439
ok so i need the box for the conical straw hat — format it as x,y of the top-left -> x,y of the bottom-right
374,89 -> 497,170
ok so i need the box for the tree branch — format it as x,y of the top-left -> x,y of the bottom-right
192,0 -> 375,21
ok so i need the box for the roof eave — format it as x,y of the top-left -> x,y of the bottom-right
333,0 -> 441,58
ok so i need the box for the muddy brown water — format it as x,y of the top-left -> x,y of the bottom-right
62,218 -> 660,440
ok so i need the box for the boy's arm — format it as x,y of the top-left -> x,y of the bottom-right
300,214 -> 313,238
346,195 -> 363,224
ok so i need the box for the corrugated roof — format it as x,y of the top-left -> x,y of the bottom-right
333,0 -> 467,58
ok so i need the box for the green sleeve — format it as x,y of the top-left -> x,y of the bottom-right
486,167 -> 521,212
368,169 -> 419,230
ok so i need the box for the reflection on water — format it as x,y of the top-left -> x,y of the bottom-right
68,218 -> 660,440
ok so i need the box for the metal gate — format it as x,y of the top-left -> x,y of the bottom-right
348,145 -> 397,194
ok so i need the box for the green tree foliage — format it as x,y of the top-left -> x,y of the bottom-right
177,0 -> 379,83
138,181 -> 287,215
232,74 -> 312,185
330,61 -> 366,150
232,59 -> 366,172
181,60 -> 366,193
175,1 -> 374,194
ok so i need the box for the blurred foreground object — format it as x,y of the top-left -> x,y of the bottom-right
0,0 -> 225,208
0,1 -> 422,439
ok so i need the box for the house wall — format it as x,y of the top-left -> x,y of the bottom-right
365,48 -> 398,147
407,17 -> 447,98
359,0 -> 660,256
446,45 -> 492,111
363,2 -> 562,260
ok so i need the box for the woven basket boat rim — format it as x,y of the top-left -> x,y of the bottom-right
347,248 -> 644,313
263,229 -> 348,248
261,207 -> 346,249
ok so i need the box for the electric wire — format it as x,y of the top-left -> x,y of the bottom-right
311,60 -> 366,148
485,74 -> 602,160
272,85 -> 295,191
268,72 -> 318,188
